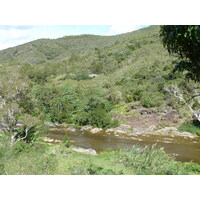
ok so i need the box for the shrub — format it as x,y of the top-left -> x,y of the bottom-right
62,135 -> 71,148
90,61 -> 104,74
74,111 -> 89,126
117,145 -> 182,175
178,120 -> 200,136
86,88 -> 113,112
88,105 -> 112,128
141,92 -> 164,108
107,91 -> 122,105
49,98 -> 73,123
12,141 -> 30,155
68,161 -> 123,175
113,51 -> 126,63
87,163 -> 123,175
127,40 -> 141,51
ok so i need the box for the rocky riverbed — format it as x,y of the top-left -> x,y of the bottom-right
48,123 -> 197,139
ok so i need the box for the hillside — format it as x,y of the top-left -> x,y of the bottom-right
0,25 -> 199,135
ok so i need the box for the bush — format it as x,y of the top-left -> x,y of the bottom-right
49,98 -> 73,123
88,105 -> 112,128
178,120 -> 200,136
117,145 -> 182,175
141,92 -> 164,108
127,40 -> 141,51
68,161 -> 123,175
62,135 -> 71,148
12,141 -> 30,155
87,163 -> 123,175
74,111 -> 89,126
108,91 -> 122,104
91,61 -> 104,74
114,51 -> 126,63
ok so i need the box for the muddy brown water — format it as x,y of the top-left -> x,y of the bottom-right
48,128 -> 200,164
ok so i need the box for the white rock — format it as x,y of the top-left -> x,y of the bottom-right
115,130 -> 126,134
90,128 -> 102,134
105,128 -> 115,133
81,126 -> 93,131
66,127 -> 76,132
72,147 -> 97,155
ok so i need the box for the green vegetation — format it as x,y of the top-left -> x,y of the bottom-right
160,25 -> 200,82
2,25 -> 197,131
0,134 -> 199,175
178,120 -> 200,136
0,25 -> 200,174
141,91 -> 164,108
0,26 -> 167,129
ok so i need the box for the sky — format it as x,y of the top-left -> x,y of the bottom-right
0,25 -> 149,50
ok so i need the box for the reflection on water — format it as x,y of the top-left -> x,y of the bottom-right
48,128 -> 200,164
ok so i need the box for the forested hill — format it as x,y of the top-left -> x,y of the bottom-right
0,25 -> 160,65
0,25 -> 196,131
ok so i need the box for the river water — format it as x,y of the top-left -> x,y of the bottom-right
48,128 -> 200,164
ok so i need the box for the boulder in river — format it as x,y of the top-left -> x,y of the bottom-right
105,128 -> 115,133
115,124 -> 131,132
44,122 -> 56,127
81,126 -> 93,131
90,128 -> 103,134
72,147 -> 97,155
66,127 -> 77,132
154,127 -> 195,138
43,137 -> 62,143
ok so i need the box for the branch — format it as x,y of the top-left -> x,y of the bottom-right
13,127 -> 30,145
164,85 -> 199,122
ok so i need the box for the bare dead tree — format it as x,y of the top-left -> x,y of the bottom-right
164,84 -> 200,122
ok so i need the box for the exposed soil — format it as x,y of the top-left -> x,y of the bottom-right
123,109 -> 181,129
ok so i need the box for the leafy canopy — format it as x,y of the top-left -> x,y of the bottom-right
160,25 -> 200,82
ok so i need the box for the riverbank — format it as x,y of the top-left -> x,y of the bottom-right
1,135 -> 200,175
46,122 -> 198,139
1,123 -> 200,174
47,126 -> 200,164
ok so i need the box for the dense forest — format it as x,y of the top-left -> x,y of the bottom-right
0,25 -> 200,175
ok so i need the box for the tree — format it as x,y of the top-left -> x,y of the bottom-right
0,103 -> 20,133
164,83 -> 200,123
14,114 -> 42,144
160,25 -> 200,82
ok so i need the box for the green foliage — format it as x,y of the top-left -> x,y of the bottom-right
141,92 -> 164,108
127,40 -> 141,51
73,74 -> 92,81
88,105 -> 112,128
178,120 -> 200,136
86,88 -> 112,111
86,163 -> 123,175
74,111 -> 89,126
160,25 -> 200,81
1,25 -> 198,132
117,145 -> 182,175
14,114 -> 44,143
12,141 -> 30,155
113,51 -> 126,63
62,135 -> 71,148
49,97 -> 73,123
91,61 -> 104,74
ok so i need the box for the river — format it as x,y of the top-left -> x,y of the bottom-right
48,128 -> 200,164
